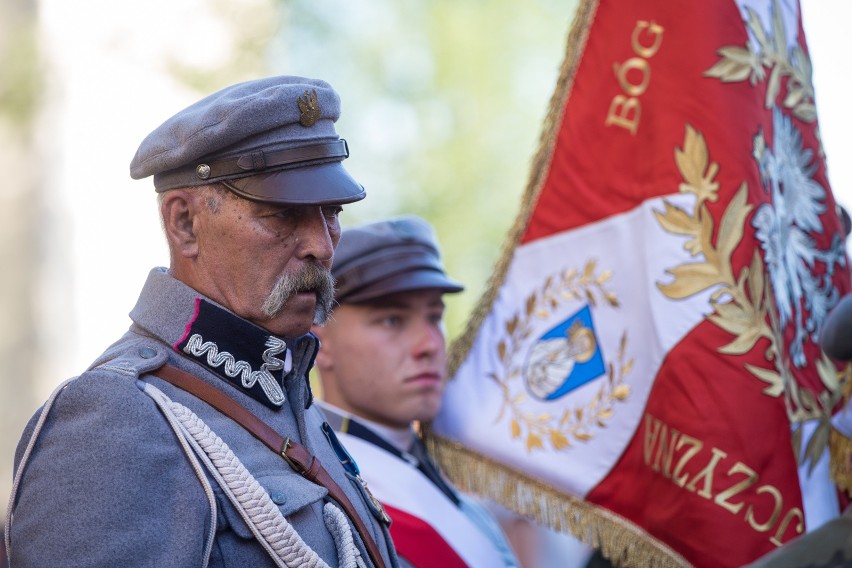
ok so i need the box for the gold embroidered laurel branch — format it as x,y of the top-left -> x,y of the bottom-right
704,1 -> 816,123
490,260 -> 632,452
697,0 -> 850,472
654,125 -> 846,469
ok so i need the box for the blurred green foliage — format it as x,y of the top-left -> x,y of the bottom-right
269,0 -> 576,340
0,0 -> 40,130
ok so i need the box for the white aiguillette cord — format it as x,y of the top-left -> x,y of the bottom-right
151,364 -> 387,568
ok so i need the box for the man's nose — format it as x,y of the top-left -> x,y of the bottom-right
295,207 -> 336,262
413,320 -> 444,358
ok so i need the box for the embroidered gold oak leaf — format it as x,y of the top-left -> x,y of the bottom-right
505,314 -> 519,336
715,182 -> 752,267
582,259 -> 597,281
705,0 -> 816,122
710,252 -> 770,355
747,250 -> 766,316
526,433 -> 544,451
744,8 -> 770,80
704,46 -> 759,83
784,46 -> 816,107
657,262 -> 722,299
803,420 -> 831,473
511,420 -> 521,439
612,385 -> 630,401
745,364 -> 784,397
497,340 -> 508,363
550,431 -> 570,450
817,353 -> 841,393
525,293 -> 536,317
764,1 -> 790,108
710,301 -> 760,354
675,126 -> 720,204
784,46 -> 816,122
654,201 -> 698,242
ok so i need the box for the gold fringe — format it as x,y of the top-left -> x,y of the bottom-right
842,362 -> 852,401
447,0 -> 600,376
426,434 -> 691,568
830,427 -> 852,496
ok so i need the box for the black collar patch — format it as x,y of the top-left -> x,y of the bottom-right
174,298 -> 292,408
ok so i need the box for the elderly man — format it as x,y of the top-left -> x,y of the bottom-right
312,216 -> 519,567
6,76 -> 397,568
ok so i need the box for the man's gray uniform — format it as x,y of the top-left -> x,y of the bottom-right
7,267 -> 396,567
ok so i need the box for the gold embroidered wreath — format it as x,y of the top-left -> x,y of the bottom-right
490,261 -> 632,453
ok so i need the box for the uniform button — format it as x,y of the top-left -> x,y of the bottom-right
139,347 -> 157,359
270,492 -> 286,505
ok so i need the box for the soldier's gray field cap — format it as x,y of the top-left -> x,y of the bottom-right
332,216 -> 464,304
129,75 -> 365,205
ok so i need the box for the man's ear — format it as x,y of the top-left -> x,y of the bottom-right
161,189 -> 201,259
312,324 -> 334,371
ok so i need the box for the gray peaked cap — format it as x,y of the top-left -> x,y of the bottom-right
332,216 -> 464,303
129,75 -> 365,205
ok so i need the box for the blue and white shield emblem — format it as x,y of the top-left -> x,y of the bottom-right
522,305 -> 605,400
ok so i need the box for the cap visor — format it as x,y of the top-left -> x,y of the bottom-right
342,269 -> 464,303
224,161 -> 365,205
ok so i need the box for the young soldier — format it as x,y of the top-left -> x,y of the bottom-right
312,216 -> 519,567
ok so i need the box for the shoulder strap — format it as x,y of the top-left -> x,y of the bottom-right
151,364 -> 388,568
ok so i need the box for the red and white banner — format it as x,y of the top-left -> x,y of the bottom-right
431,1 -> 852,566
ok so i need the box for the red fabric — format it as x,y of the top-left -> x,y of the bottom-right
525,1 -> 769,242
516,1 -> 850,566
586,318 -> 804,565
384,503 -> 469,568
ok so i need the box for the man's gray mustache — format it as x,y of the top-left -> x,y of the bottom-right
261,264 -> 336,324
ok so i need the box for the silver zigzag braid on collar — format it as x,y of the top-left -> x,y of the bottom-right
183,334 -> 287,405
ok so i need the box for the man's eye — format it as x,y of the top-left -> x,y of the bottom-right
273,208 -> 295,218
322,205 -> 342,219
429,313 -> 444,325
381,316 -> 402,327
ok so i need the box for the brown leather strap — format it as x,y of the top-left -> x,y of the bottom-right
152,364 -> 387,568
154,139 -> 349,189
